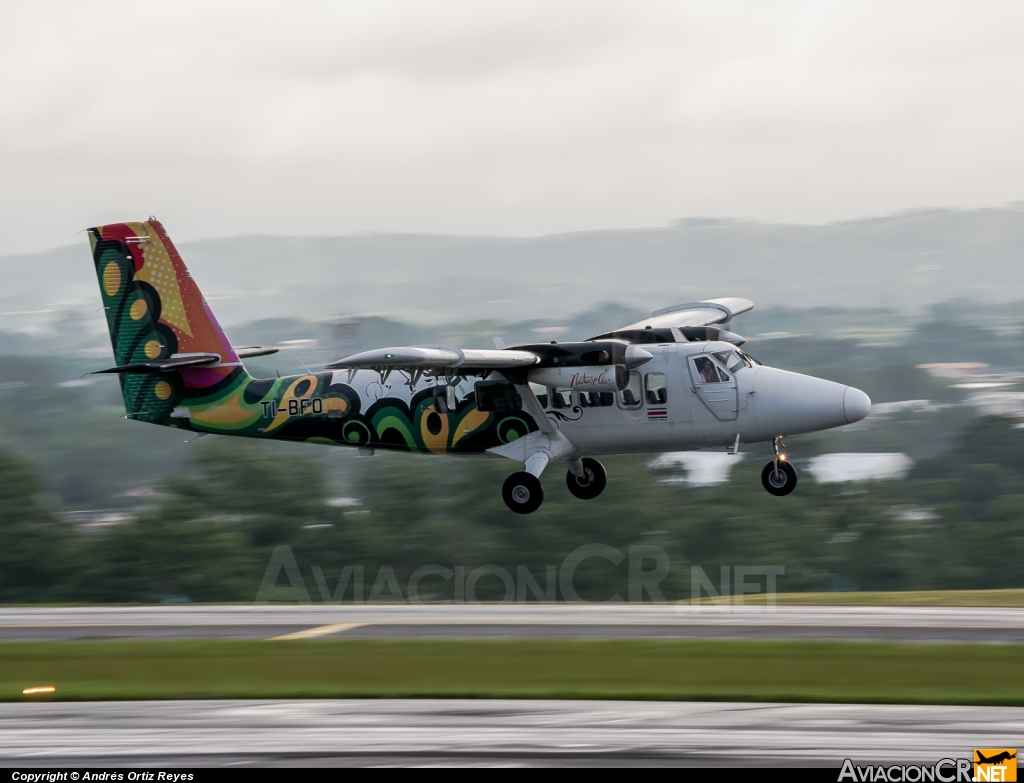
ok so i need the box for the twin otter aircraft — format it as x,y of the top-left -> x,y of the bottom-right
89,219 -> 871,514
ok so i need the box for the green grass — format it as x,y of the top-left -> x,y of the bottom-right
683,589 -> 1024,606
4,639 -> 1024,705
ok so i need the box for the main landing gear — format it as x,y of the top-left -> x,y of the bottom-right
502,457 -> 607,513
502,472 -> 544,514
761,437 -> 797,496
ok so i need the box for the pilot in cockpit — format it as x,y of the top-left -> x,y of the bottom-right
694,356 -> 717,383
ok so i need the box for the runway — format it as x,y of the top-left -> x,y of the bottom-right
1,605 -> 1023,643
0,699 -> 1019,766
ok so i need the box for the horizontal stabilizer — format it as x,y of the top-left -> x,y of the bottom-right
91,352 -> 222,375
325,345 -> 539,371
236,346 -> 280,359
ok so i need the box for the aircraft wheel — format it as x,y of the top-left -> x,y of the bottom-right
761,460 -> 797,496
503,471 -> 544,514
566,458 -> 607,500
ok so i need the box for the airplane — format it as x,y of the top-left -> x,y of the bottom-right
88,218 -> 871,514
976,751 -> 1017,765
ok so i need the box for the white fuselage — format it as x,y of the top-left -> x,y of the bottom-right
528,341 -> 869,454
334,339 -> 870,457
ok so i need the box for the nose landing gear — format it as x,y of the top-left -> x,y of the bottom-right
762,437 -> 797,496
566,457 -> 607,500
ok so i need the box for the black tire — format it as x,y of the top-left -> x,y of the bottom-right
761,460 -> 798,496
502,471 -> 544,514
566,458 -> 608,500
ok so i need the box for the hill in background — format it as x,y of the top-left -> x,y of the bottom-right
3,207 -> 1024,341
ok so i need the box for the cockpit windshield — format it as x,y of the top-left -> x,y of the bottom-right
712,350 -> 751,374
739,349 -> 761,366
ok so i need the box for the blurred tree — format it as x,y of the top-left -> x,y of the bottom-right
0,452 -> 68,602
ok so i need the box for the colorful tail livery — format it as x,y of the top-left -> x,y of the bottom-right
90,220 -> 248,424
87,219 -> 506,450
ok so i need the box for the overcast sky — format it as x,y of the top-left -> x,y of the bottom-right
3,0 -> 1024,254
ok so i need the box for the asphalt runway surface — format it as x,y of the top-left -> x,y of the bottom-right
1,605 -> 1024,643
1,699 -> 1020,767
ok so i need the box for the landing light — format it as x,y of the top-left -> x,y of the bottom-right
779,454 -> 787,461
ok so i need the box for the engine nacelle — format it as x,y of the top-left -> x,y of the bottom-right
528,365 -> 625,391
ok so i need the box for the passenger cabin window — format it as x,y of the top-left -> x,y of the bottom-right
550,389 -> 573,409
645,372 -> 668,405
712,350 -> 749,374
578,391 -> 614,408
618,372 -> 643,409
475,380 -> 523,412
693,356 -> 728,384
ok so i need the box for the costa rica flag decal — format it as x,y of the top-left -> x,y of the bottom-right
647,407 -> 668,421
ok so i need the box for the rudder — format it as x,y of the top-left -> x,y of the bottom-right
89,218 -> 245,423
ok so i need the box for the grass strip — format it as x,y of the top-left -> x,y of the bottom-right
3,639 -> 1024,705
682,588 -> 1024,607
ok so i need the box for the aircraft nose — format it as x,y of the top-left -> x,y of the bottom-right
753,368 -> 867,436
844,386 -> 871,424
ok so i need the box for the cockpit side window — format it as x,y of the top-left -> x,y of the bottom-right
645,372 -> 668,405
693,356 -> 727,384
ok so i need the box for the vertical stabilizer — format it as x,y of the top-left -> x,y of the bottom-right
89,218 -> 247,423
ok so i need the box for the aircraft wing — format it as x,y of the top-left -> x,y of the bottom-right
325,345 -> 540,371
612,297 -> 754,331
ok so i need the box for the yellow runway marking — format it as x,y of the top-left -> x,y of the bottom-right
269,623 -> 366,640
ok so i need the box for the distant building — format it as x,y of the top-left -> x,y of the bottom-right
58,510 -> 135,532
325,496 -> 362,508
917,362 -> 989,379
123,486 -> 164,498
648,452 -> 745,486
329,315 -> 360,353
56,379 -> 95,389
862,400 -> 945,422
650,451 -> 918,486
807,453 -> 913,483
965,392 -> 1024,417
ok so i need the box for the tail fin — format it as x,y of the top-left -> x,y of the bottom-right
88,218 -> 246,422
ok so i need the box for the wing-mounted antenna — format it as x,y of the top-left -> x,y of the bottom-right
402,368 -> 425,387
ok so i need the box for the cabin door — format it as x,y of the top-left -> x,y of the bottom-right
687,354 -> 739,422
